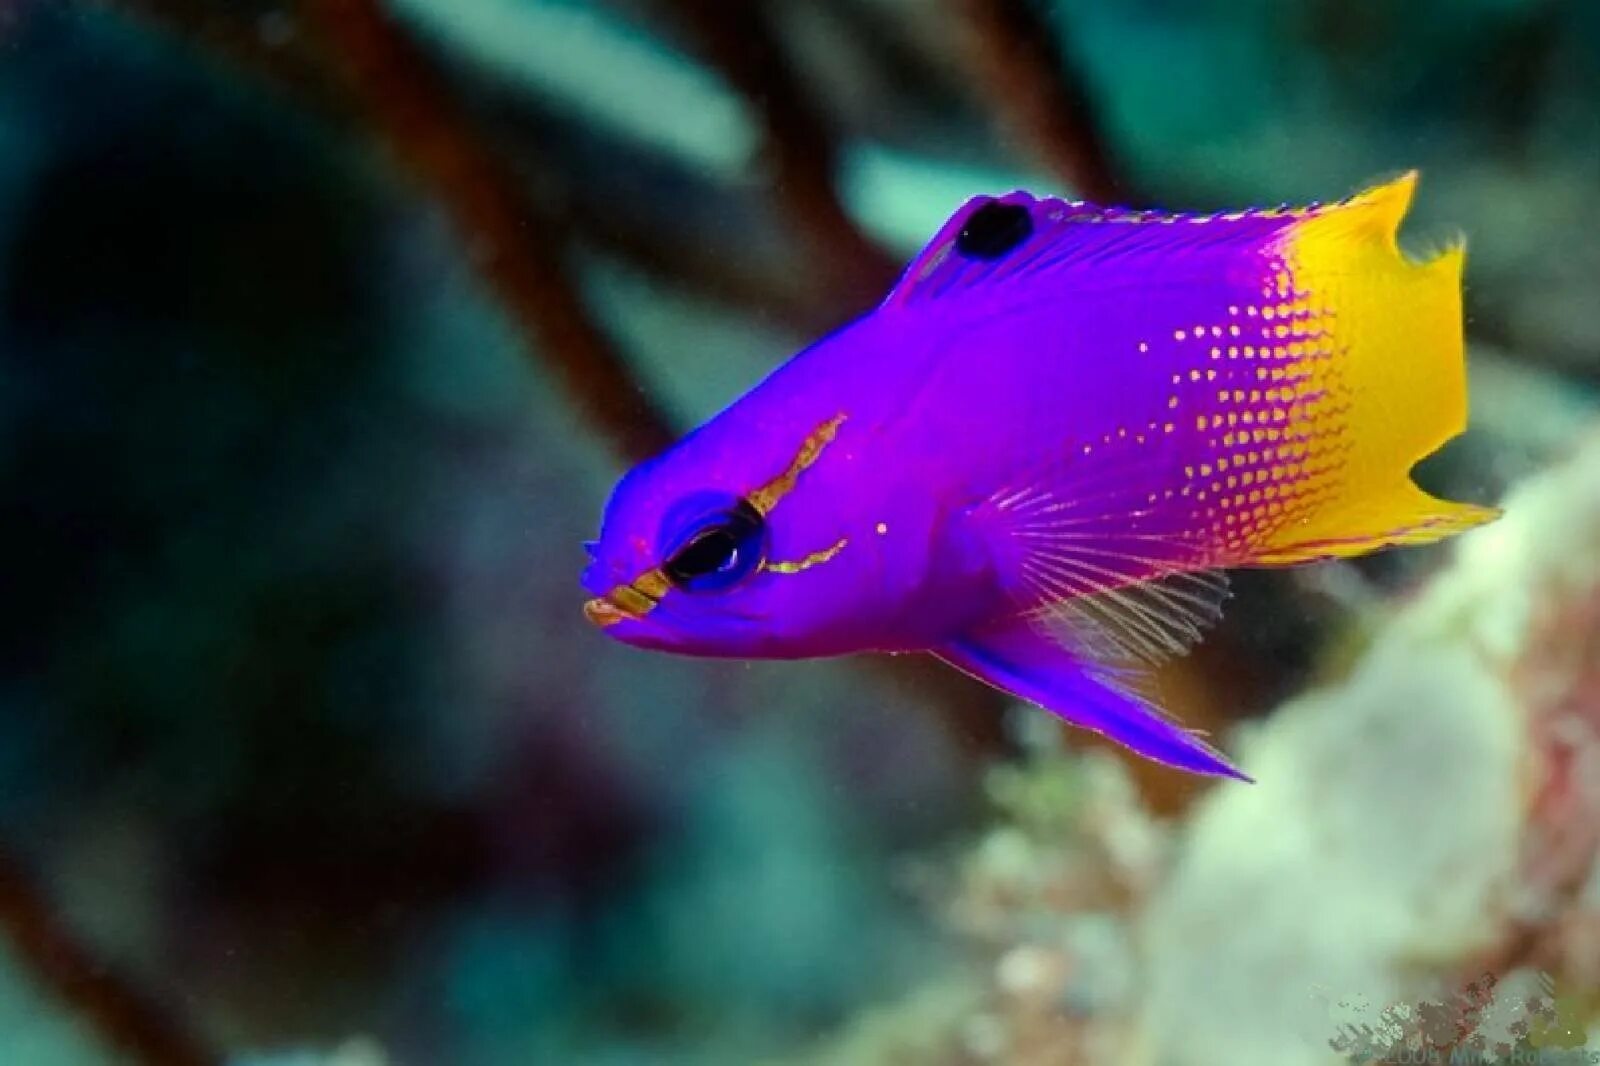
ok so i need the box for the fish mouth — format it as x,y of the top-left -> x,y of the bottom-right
583,568 -> 669,629
582,596 -> 632,628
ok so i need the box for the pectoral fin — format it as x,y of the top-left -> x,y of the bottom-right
937,615 -> 1249,781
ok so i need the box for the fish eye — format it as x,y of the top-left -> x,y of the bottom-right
956,199 -> 1033,260
661,498 -> 767,592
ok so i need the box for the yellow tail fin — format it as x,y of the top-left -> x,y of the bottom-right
1251,172 -> 1499,566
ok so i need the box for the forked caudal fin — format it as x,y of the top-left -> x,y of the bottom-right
1245,172 -> 1499,565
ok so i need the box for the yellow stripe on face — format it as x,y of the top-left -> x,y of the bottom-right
608,583 -> 658,616
585,413 -> 849,627
584,565 -> 670,628
748,414 -> 850,576
583,596 -> 631,628
747,414 -> 847,515
633,569 -> 671,600
764,536 -> 848,574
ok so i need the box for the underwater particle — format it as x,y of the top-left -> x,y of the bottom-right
995,944 -> 1068,1002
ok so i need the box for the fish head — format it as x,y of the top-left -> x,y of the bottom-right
580,407 -> 879,656
580,381 -> 998,657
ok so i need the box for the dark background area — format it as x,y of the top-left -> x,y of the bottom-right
0,1 -> 1596,1063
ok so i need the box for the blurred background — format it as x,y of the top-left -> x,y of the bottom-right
2,1 -> 1598,1063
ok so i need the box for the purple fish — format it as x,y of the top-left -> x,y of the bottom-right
580,173 -> 1498,779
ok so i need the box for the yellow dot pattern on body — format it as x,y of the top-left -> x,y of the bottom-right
1128,253 -> 1350,565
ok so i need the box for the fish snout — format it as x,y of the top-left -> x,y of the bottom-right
583,596 -> 631,628
583,569 -> 670,629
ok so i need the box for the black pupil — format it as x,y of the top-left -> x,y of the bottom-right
669,526 -> 740,579
663,499 -> 765,588
955,200 -> 1033,260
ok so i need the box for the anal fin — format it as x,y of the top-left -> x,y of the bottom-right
937,616 -> 1250,781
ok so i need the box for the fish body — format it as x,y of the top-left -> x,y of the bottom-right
581,173 -> 1498,779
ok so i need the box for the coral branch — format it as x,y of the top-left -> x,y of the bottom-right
97,0 -> 676,461
0,850 -> 219,1066
653,0 -> 902,312
89,0 -> 350,120
954,0 -> 1128,203
302,0 -> 677,462
475,97 -> 845,334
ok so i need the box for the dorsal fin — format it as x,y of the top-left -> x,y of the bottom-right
881,190 -> 1331,310
882,192 -> 1087,309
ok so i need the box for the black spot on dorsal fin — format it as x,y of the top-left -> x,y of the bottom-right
955,199 -> 1033,260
